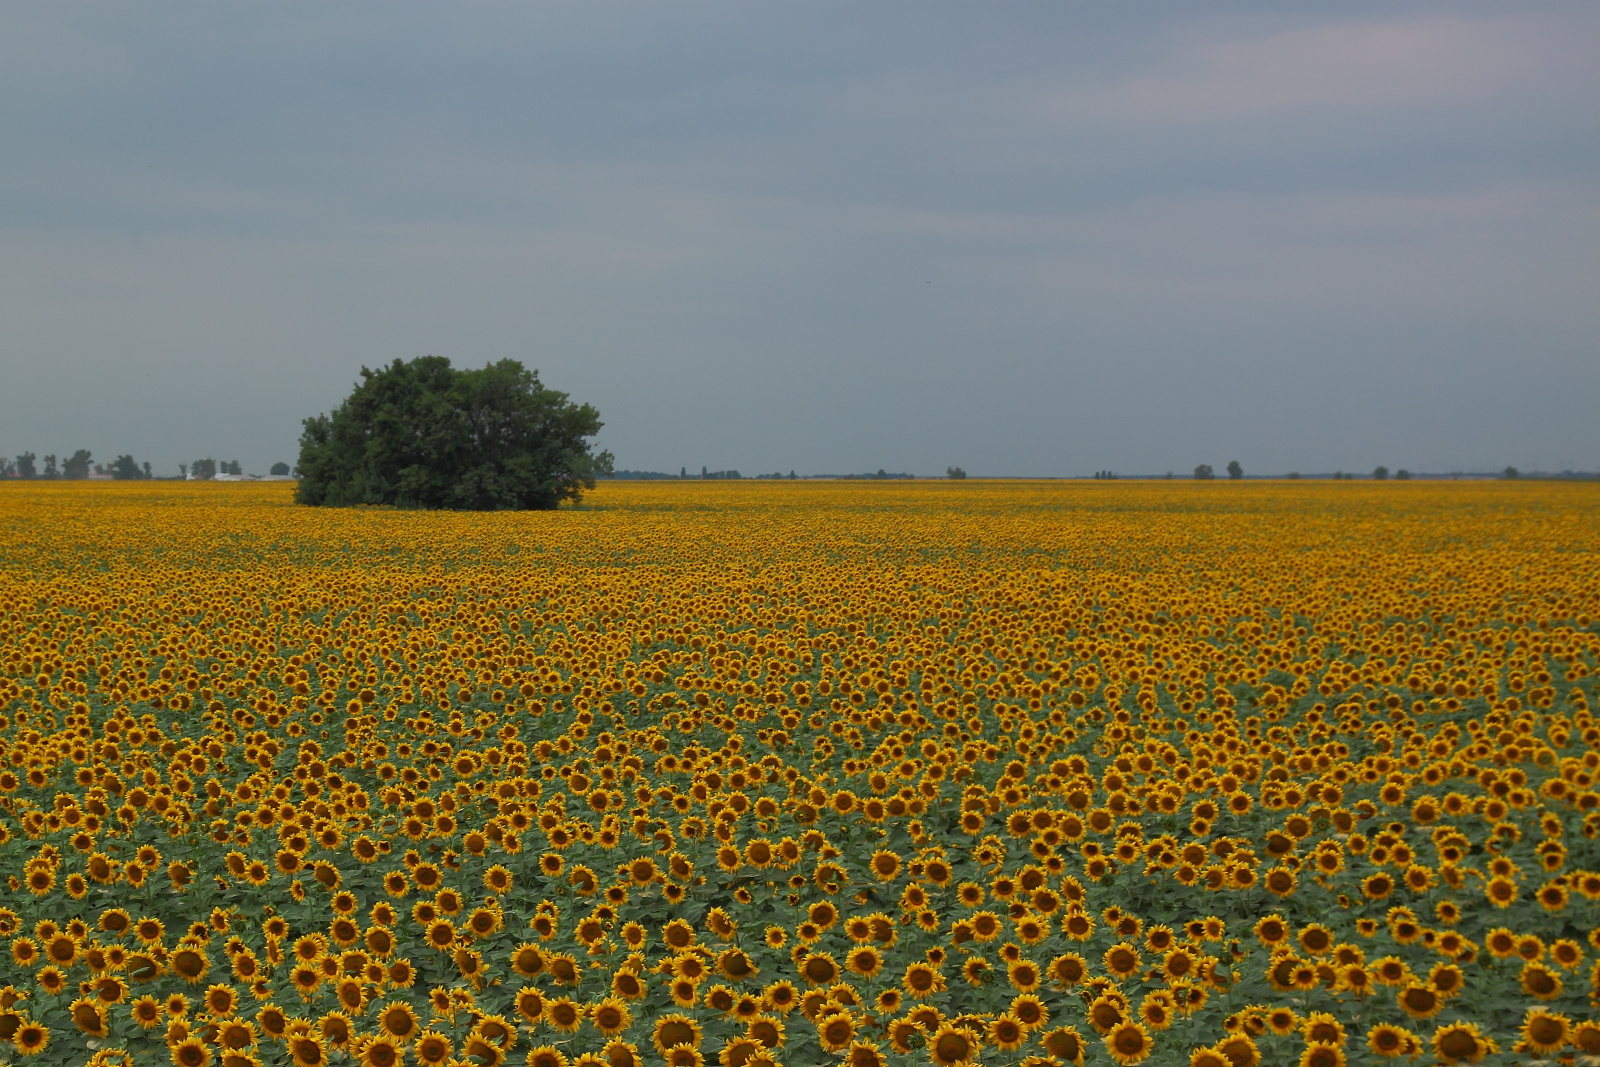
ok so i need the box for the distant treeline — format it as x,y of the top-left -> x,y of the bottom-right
1,451 -> 151,479
609,468 -> 916,481
3,452 -> 294,480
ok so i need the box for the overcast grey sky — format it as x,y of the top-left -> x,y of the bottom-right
2,2 -> 1596,477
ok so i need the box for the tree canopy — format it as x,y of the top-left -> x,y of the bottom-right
295,356 -> 612,510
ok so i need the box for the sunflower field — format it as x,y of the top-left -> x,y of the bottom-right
0,478 -> 1597,1067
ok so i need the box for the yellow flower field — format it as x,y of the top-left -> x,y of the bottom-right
0,479 -> 1596,1067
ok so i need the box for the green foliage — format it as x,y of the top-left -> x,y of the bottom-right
296,357 -> 612,511
62,450 -> 92,480
1194,464 -> 1214,480
109,455 -> 144,480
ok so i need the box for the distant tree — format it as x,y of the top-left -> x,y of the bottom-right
701,467 -> 708,478
946,466 -> 967,480
681,467 -> 688,478
191,458 -> 217,481
1503,466 -> 1519,479
1165,471 -> 1173,480
1194,464 -> 1214,480
1227,460 -> 1243,480
1396,469 -> 1411,480
1373,466 -> 1389,481
1334,471 -> 1344,480
15,453 -> 36,478
218,460 -> 242,476
1287,472 -> 1301,480
270,462 -> 291,476
43,455 -> 59,478
296,356 -> 611,510
179,462 -> 189,479
789,470 -> 797,480
63,450 -> 93,479
109,455 -> 144,480
142,461 -> 153,479
0,458 -> 12,477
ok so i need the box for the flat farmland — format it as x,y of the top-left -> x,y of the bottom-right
0,479 -> 1596,1066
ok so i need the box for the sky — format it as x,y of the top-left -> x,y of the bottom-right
1,2 -> 1597,478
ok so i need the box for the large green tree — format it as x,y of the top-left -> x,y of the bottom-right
295,357 -> 612,510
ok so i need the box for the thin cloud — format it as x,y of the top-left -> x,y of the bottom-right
1049,16 -> 1542,125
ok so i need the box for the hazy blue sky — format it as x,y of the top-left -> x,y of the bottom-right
3,2 -> 1597,477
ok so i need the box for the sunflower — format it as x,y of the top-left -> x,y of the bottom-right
1104,1021 -> 1153,1065
653,1014 -> 703,1056
384,958 -> 415,989
1034,1026 -> 1083,1065
288,1034 -> 327,1067
1484,876 -> 1518,908
996,994 -> 1042,1033
1087,995 -> 1125,1036
70,997 -> 110,1037
1519,962 -> 1563,1001
512,987 -> 545,1026
762,981 -> 798,1014
927,1023 -> 978,1066
36,967 -> 67,995
846,947 -> 883,979
171,1036 -> 212,1062
377,1000 -> 420,1041
1429,1021 -> 1495,1064
1006,958 -> 1041,993
607,968 -> 644,1001
359,1036 -> 403,1067
817,1011 -> 856,1052
1214,1035 -> 1259,1067
746,1014 -> 785,1051
131,995 -> 164,1029
1297,1043 -> 1344,1067
988,1013 -> 1025,1051
171,947 -> 210,985
1361,1023 -> 1414,1059
1139,994 -> 1173,1032
590,997 -> 632,1037
1520,1010 -> 1571,1056
1103,943 -> 1141,978
662,1043 -> 703,1067
546,997 -> 582,1033
218,1019 -> 258,1050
